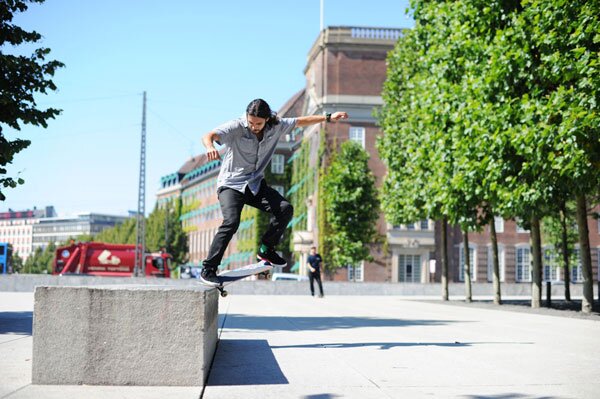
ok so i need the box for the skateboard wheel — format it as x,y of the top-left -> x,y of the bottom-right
220,290 -> 228,297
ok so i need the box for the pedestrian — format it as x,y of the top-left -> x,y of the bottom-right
307,246 -> 324,297
199,98 -> 348,286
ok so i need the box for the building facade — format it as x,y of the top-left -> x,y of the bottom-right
0,206 -> 56,261
32,213 -> 129,252
287,26 -> 405,281
438,211 -> 600,285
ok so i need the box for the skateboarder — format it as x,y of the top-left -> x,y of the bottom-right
307,246 -> 324,297
200,99 -> 348,286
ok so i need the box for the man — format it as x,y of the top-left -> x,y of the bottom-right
307,246 -> 324,297
200,98 -> 348,286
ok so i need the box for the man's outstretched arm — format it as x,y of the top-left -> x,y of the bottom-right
296,112 -> 348,127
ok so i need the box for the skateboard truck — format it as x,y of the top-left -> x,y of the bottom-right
216,285 -> 228,297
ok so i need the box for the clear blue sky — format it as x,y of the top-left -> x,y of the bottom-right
3,0 -> 413,217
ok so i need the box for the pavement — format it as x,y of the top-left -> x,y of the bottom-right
1,290 -> 600,399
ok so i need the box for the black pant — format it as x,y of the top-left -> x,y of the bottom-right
203,180 -> 293,270
309,271 -> 324,296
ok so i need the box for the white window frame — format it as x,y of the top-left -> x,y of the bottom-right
571,248 -> 583,283
420,220 -> 430,230
542,246 -> 560,282
348,261 -> 364,282
349,126 -> 366,148
516,245 -> 532,282
494,216 -> 504,233
459,244 -> 477,282
271,154 -> 285,174
487,244 -> 505,282
398,254 -> 422,283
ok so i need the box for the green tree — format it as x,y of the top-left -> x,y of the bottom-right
0,0 -> 64,200
378,7 -> 456,299
23,242 -> 54,273
11,251 -> 23,273
145,199 -> 188,265
321,141 -> 380,275
486,0 -> 600,311
95,218 -> 136,244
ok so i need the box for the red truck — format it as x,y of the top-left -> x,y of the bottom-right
53,242 -> 172,277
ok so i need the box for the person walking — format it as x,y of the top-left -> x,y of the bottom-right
199,98 -> 348,286
307,246 -> 324,297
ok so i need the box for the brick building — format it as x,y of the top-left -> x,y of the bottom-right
287,26 -> 404,281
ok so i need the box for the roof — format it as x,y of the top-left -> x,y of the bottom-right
278,89 -> 305,118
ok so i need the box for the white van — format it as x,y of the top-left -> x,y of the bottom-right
271,272 -> 309,281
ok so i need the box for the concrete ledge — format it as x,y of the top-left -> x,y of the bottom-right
32,285 -> 218,386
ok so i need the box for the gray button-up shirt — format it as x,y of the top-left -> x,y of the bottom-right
214,117 -> 297,195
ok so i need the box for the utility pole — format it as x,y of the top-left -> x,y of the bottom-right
134,91 -> 147,277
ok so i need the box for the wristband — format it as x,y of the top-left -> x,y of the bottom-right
325,113 -> 332,123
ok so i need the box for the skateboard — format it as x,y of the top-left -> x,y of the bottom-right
213,260 -> 273,297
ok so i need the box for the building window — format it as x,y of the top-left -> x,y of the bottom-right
406,223 -> 415,230
571,248 -> 583,282
398,254 -> 421,282
487,245 -> 505,282
420,220 -> 429,230
516,246 -> 532,282
494,217 -> 504,233
348,262 -> 364,282
542,246 -> 560,282
349,127 -> 366,148
271,154 -> 285,174
459,245 -> 477,282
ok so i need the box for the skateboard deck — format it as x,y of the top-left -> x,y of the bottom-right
214,260 -> 273,297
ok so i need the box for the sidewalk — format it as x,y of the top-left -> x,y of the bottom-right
1,291 -> 599,398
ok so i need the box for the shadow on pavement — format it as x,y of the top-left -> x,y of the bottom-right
220,314 -> 466,331
0,311 -> 32,335
208,339 -> 288,386
461,394 -> 561,399
271,341 -> 534,350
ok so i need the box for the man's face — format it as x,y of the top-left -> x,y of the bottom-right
246,114 -> 267,135
310,248 -> 316,255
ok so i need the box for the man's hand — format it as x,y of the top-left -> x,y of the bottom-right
309,266 -> 316,273
206,147 -> 221,161
203,131 -> 222,161
330,112 -> 348,122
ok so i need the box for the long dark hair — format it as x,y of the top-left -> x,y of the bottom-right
246,98 -> 279,128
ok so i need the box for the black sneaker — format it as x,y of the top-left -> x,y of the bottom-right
199,268 -> 220,287
257,244 -> 286,267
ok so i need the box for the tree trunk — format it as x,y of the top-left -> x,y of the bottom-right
530,216 -> 542,308
559,204 -> 571,301
489,217 -> 502,305
463,228 -> 472,303
441,217 -> 449,301
575,194 -> 593,314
